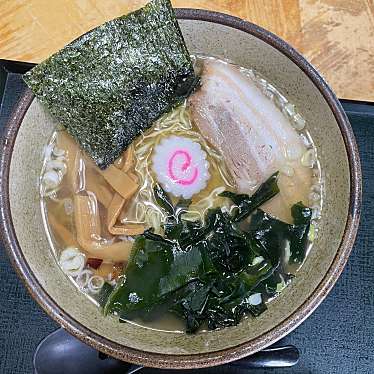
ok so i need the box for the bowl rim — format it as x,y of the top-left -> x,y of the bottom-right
0,8 -> 362,369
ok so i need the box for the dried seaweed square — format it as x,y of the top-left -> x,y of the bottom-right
24,0 -> 197,169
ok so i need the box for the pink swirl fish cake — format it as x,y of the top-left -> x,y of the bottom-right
152,136 -> 210,199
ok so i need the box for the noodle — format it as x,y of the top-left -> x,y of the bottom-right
123,102 -> 235,232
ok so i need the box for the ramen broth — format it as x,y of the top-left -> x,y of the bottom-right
41,56 -> 322,332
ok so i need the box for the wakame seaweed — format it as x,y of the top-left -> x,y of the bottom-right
24,0 -> 198,169
104,236 -> 215,317
248,203 -> 312,265
103,180 -> 313,333
219,172 -> 280,222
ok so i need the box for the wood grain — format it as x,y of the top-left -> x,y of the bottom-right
297,0 -> 374,102
0,0 -> 373,101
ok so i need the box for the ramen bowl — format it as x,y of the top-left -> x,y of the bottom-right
0,9 -> 361,369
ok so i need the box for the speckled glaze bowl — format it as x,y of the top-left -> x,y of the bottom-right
0,9 -> 361,369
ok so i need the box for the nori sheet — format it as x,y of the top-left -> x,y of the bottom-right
24,0 -> 197,169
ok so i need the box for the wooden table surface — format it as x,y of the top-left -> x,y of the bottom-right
1,0 -> 373,101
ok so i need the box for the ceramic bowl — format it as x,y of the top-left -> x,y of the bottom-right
0,9 -> 361,369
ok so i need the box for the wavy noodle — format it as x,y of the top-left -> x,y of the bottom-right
121,102 -> 235,233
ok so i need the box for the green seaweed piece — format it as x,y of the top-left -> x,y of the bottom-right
220,172 -> 280,222
248,202 -> 312,266
103,179 -> 312,333
104,236 -> 213,317
205,209 -> 257,273
24,0 -> 197,169
170,261 -> 272,332
104,236 -> 174,315
154,184 -> 175,217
